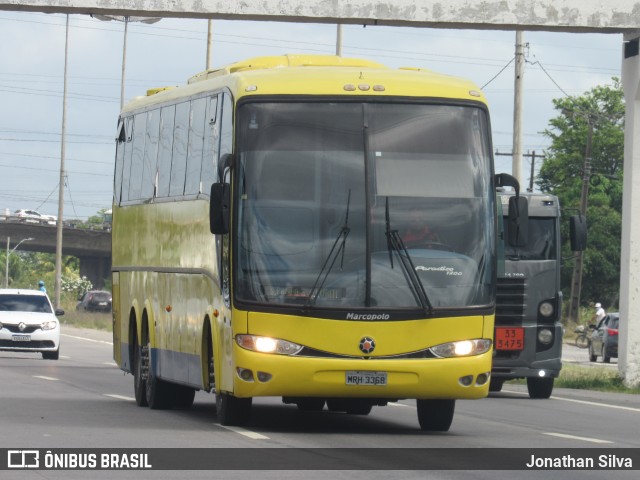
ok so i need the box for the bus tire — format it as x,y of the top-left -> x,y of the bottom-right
296,398 -> 325,411
416,399 -> 455,432
145,342 -> 171,410
133,338 -> 148,407
171,385 -> 196,409
488,378 -> 504,392
345,400 -> 373,416
527,377 -> 554,399
216,392 -> 252,426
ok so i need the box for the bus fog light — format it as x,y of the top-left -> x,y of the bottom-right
257,371 -> 272,382
476,373 -> 489,386
459,375 -> 473,387
538,328 -> 553,345
539,302 -> 554,317
236,367 -> 254,382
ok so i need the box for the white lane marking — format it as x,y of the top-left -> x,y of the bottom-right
60,355 -> 71,359
388,402 -> 410,407
220,425 -> 270,440
503,389 -> 640,413
104,394 -> 135,402
544,432 -> 613,444
551,395 -> 640,413
61,333 -> 112,346
103,362 -> 117,366
33,375 -> 58,381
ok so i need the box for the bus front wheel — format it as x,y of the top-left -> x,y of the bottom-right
216,392 -> 252,426
416,399 -> 455,431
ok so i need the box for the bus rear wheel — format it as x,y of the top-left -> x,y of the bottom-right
145,343 -> 172,410
416,399 -> 455,431
133,339 -> 148,407
216,392 -> 252,426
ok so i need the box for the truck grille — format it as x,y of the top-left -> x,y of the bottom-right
496,277 -> 526,326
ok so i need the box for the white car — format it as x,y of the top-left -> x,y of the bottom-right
13,209 -> 57,225
0,289 -> 63,360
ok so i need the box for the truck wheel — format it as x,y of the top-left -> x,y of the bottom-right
527,377 -> 554,399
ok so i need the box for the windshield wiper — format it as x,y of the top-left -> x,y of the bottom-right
385,197 -> 433,315
305,190 -> 351,308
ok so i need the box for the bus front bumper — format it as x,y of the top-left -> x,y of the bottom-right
229,347 -> 492,400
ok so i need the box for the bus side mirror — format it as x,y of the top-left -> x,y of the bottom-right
507,196 -> 529,247
570,214 -> 587,251
210,183 -> 230,234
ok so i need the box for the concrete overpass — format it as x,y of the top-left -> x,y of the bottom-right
0,221 -> 111,289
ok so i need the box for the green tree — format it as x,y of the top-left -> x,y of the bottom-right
537,79 -> 624,310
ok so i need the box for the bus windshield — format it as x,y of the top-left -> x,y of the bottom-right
504,217 -> 557,261
234,101 -> 494,313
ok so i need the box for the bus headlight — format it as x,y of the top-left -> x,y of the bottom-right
539,301 -> 554,317
236,335 -> 303,355
538,328 -> 553,345
429,339 -> 492,358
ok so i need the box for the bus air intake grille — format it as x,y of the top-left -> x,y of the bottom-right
495,277 -> 526,326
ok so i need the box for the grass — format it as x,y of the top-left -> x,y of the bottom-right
60,309 -> 112,331
554,364 -> 640,394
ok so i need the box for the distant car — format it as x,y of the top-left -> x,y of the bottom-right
0,289 -> 63,360
76,290 -> 112,313
589,313 -> 619,363
13,209 -> 57,225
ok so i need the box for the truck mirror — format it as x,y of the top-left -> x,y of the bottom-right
570,214 -> 587,251
507,196 -> 529,247
210,182 -> 230,234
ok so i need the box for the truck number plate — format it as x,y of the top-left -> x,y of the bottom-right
495,327 -> 524,350
345,371 -> 387,386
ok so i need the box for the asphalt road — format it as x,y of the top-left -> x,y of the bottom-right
0,327 -> 638,480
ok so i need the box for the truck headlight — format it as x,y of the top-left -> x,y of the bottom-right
538,328 -> 553,345
539,301 -> 554,317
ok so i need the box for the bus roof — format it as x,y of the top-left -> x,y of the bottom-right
121,54 -> 487,114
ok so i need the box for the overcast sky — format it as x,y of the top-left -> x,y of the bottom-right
0,11 -> 622,220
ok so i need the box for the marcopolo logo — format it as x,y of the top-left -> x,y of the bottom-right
346,313 -> 390,320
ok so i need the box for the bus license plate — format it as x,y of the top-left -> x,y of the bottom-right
495,327 -> 524,350
12,335 -> 31,342
345,371 -> 387,386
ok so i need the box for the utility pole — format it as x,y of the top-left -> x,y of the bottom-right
54,14 -> 70,309
495,150 -> 544,191
568,120 -> 594,322
512,31 -> 525,184
336,24 -> 343,56
206,20 -> 213,69
526,150 -> 545,192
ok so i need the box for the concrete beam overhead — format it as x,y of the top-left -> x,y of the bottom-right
1,0 -> 640,33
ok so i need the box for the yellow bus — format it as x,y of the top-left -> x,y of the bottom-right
112,54 -> 521,431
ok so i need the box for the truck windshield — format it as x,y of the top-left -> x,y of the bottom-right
504,218 -> 557,261
234,101 -> 495,313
